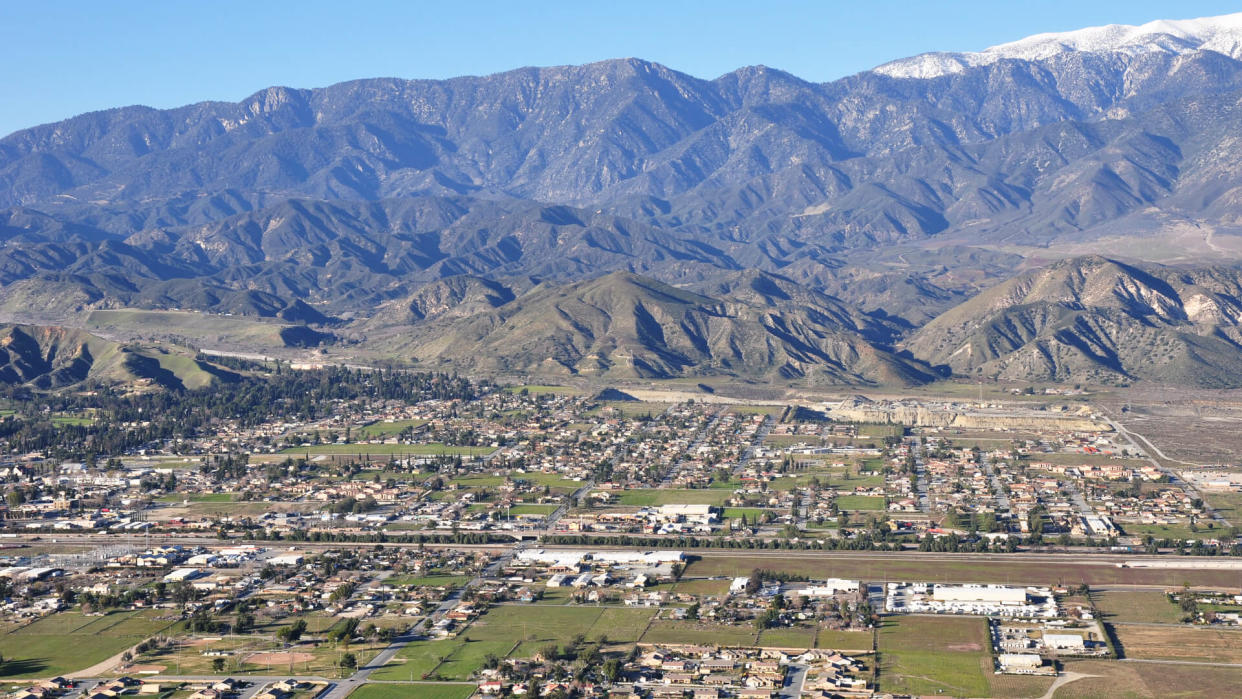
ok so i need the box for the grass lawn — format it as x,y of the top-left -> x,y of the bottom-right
352,419 -> 428,440
0,633 -> 136,678
504,504 -> 558,516
759,626 -> 816,649
588,608 -> 657,643
465,606 -> 604,646
877,616 -> 989,697
349,682 -> 475,699
611,489 -> 731,507
156,492 -> 235,503
721,507 -> 768,521
435,640 -> 514,680
0,609 -> 183,678
834,495 -> 887,511
815,629 -> 874,651
640,620 -> 757,646
1092,589 -> 1182,624
672,578 -> 731,596
369,640 -> 458,681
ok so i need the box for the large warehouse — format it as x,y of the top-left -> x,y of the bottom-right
933,584 -> 1029,605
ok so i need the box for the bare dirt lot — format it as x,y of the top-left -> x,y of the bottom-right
245,651 -> 316,666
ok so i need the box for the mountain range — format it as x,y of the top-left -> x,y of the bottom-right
7,14 -> 1242,387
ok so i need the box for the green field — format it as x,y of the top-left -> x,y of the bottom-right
465,605 -> 605,645
0,609 -> 182,678
156,492 -> 235,503
611,489 -> 732,507
759,626 -> 816,649
640,620 -> 757,646
1092,589 -> 1182,624
721,507 -> 768,521
878,616 -> 990,697
834,495 -> 887,511
814,629 -> 874,651
349,682 -> 475,699
370,640 -> 458,681
672,578 -> 731,596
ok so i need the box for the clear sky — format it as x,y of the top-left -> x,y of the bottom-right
2,0 -> 1240,137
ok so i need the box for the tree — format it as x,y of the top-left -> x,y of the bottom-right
212,658 -> 226,672
340,652 -> 357,670
601,658 -> 621,683
277,618 -> 307,643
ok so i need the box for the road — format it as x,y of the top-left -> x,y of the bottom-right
979,450 -> 1011,512
322,541 -> 524,699
910,437 -> 930,513
732,414 -> 775,476
778,662 -> 808,699
1104,415 -> 1231,528
663,407 -> 726,485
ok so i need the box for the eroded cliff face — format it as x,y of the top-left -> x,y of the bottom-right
825,397 -> 1109,432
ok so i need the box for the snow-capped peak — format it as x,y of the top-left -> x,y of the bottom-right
874,12 -> 1242,79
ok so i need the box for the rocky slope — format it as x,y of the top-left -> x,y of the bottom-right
364,271 -> 935,384
905,256 -> 1242,386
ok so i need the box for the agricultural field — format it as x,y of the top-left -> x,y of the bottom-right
1051,659 -> 1242,698
1091,589 -> 1183,624
684,554 -> 1242,588
985,672 -> 1056,698
1113,624 -> 1242,664
877,615 -> 990,697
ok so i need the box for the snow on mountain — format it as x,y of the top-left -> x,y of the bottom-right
874,12 -> 1242,79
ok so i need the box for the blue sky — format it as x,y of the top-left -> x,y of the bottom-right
2,0 -> 1240,137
